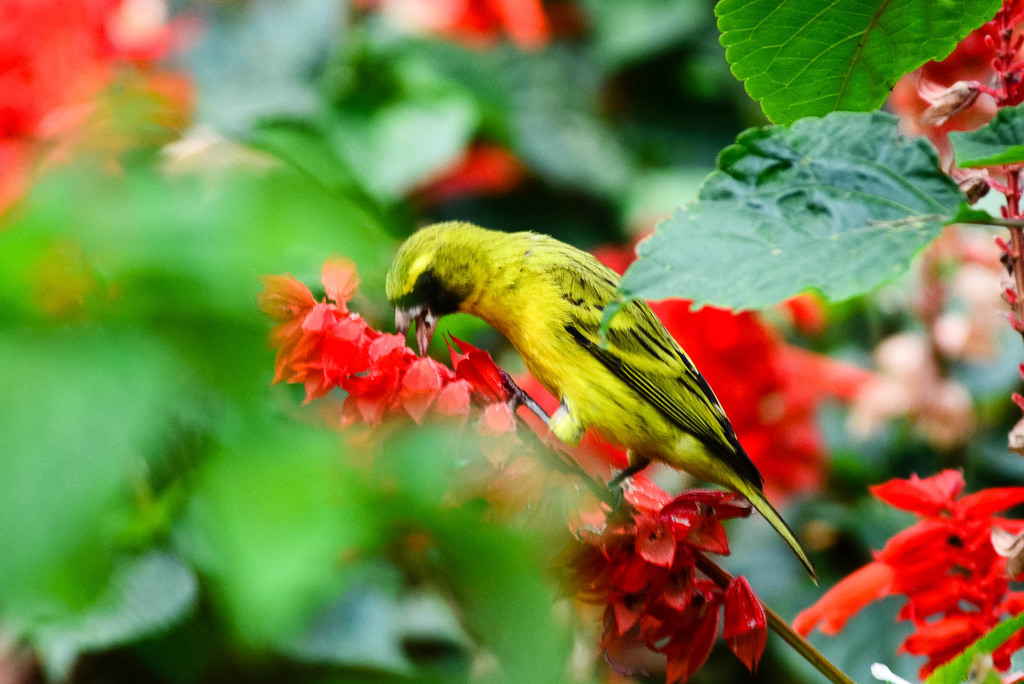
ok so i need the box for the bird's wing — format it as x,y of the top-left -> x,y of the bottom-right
550,256 -> 764,489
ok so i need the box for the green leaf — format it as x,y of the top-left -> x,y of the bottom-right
290,586 -> 415,675
580,0 -> 704,68
385,38 -> 637,199
185,0 -> 344,134
330,97 -> 479,201
432,520 -> 571,684
951,103 -> 1024,167
924,612 -> 1024,684
31,553 -> 198,679
508,49 -> 635,199
178,426 -> 374,647
950,202 -> 1000,225
0,329 -> 190,613
717,0 -> 1001,124
609,112 -> 964,316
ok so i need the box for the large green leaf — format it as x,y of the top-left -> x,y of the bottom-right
951,103 -> 1024,167
608,112 -> 965,317
0,329 -> 189,614
717,0 -> 1001,124
924,612 -> 1024,684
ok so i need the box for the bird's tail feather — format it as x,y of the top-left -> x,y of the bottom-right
736,480 -> 818,584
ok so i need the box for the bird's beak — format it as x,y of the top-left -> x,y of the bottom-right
395,306 -> 438,356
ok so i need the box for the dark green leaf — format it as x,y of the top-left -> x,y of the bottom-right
717,0 -> 1001,124
609,112 -> 965,317
329,97 -> 479,201
951,103 -> 1024,167
924,612 -> 1024,684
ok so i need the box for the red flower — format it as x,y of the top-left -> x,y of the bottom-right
724,577 -> 768,673
795,470 -> 1024,677
448,335 -> 511,403
792,562 -> 895,636
571,476 -> 765,683
259,259 -> 523,431
262,257 -> 773,684
870,469 -> 966,516
418,143 -> 525,204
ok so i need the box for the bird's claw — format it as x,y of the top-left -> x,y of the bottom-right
499,369 -> 551,423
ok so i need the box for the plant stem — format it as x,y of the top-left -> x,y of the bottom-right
992,0 -> 1024,338
695,555 -> 855,684
994,0 -> 1022,107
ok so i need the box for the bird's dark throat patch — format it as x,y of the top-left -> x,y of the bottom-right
392,268 -> 463,316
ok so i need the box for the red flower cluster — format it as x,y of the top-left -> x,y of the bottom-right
352,0 -> 550,50
0,0 -> 181,214
590,246 -> 871,500
261,258 -> 775,683
258,258 -> 513,427
794,470 -> 1024,676
572,476 -> 766,683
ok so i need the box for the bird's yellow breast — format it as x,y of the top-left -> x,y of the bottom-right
461,246 -> 682,464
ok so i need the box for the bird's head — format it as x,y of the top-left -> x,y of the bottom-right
386,221 -> 489,354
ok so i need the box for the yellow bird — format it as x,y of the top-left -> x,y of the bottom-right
386,221 -> 817,581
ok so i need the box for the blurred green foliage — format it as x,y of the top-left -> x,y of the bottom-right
3,1 -> 1023,683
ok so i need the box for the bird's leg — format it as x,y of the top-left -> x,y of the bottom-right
498,368 -> 551,423
608,454 -> 652,490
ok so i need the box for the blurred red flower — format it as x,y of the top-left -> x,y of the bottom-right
418,143 -> 526,204
0,0 -> 184,215
571,475 -> 766,682
794,470 -> 1024,677
352,0 -> 549,49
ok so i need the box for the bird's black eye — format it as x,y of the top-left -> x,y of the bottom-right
395,268 -> 462,315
